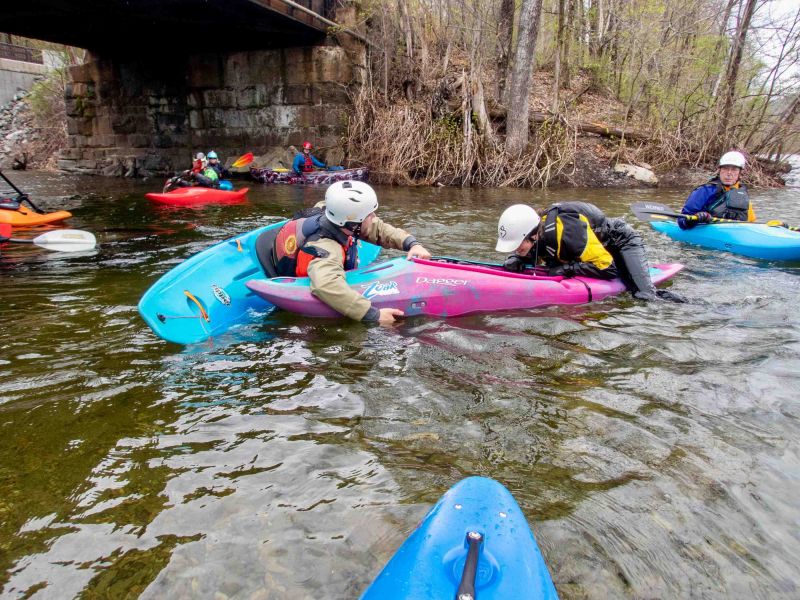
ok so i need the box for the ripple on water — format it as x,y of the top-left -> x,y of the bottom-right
2,175 -> 800,598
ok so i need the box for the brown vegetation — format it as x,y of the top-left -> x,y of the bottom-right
342,0 -> 800,187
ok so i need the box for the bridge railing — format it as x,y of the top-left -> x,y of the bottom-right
0,42 -> 43,64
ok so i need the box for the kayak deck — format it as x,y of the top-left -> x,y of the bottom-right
247,257 -> 684,318
138,222 -> 382,344
145,187 -> 249,206
361,477 -> 559,599
250,166 -> 370,185
0,205 -> 72,227
650,220 -> 800,260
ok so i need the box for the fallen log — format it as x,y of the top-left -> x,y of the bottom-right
446,100 -> 652,142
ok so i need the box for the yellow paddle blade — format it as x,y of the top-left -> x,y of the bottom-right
231,152 -> 254,168
273,168 -> 289,173
766,220 -> 786,227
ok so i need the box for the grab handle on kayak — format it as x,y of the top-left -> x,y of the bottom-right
184,290 -> 210,322
455,531 -> 482,600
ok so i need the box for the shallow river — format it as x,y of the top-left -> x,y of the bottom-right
1,166 -> 799,599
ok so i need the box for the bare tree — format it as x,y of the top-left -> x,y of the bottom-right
506,0 -> 544,155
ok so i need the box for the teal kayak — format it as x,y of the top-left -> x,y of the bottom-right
650,220 -> 800,260
137,222 -> 381,344
361,477 -> 559,599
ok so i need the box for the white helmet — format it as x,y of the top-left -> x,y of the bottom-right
495,204 -> 541,252
719,151 -> 745,169
324,181 -> 379,226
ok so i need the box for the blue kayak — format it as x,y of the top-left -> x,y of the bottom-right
361,477 -> 559,599
138,221 -> 382,344
650,220 -> 800,260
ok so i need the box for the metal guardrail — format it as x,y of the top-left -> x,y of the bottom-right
0,42 -> 43,64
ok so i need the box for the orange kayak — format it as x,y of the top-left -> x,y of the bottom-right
0,205 -> 72,227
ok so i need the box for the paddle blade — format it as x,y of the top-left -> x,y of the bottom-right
630,202 -> 683,221
32,229 -> 97,252
231,152 -> 254,168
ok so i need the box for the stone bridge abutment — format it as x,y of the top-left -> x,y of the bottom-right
58,16 -> 364,176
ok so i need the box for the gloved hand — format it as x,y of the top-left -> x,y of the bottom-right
694,211 -> 712,223
548,263 -> 576,277
503,255 -> 525,272
656,289 -> 688,303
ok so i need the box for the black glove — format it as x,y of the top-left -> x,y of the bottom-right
656,289 -> 688,303
694,211 -> 712,223
548,263 -> 576,277
503,255 -> 525,272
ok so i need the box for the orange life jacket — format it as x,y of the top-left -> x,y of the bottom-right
273,213 -> 357,276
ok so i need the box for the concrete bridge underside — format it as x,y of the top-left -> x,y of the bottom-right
1,0 -> 363,177
0,0 -> 333,51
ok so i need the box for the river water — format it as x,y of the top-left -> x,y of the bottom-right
1,166 -> 799,599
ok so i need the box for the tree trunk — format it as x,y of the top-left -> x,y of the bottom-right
506,0 -> 544,156
711,0 -> 737,99
552,0 -> 567,112
562,0 -> 575,88
496,0 -> 516,101
718,0 -> 757,138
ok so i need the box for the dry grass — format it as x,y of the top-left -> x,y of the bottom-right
345,83 -> 577,187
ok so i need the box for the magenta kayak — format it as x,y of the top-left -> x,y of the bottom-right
145,187 -> 249,205
245,257 -> 684,318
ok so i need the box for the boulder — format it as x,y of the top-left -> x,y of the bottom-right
613,163 -> 658,185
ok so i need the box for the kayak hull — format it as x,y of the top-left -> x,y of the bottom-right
361,477 -> 559,599
650,220 -> 800,260
137,223 -> 382,344
246,257 -> 684,318
145,187 -> 249,206
0,206 -> 72,227
250,166 -> 369,185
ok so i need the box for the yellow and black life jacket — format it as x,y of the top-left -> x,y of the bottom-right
538,203 -> 614,270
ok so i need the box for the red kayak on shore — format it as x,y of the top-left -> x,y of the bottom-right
145,187 -> 249,206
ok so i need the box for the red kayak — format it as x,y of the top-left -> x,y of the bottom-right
145,187 -> 249,206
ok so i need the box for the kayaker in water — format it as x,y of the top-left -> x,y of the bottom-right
496,202 -> 685,302
255,180 -> 431,323
292,141 -> 328,176
678,151 -> 755,229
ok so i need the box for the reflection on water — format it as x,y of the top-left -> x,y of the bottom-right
1,171 -> 799,598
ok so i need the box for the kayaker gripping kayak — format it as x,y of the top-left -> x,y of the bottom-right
253,181 -> 432,324
496,202 -> 686,302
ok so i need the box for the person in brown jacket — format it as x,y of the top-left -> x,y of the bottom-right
255,181 -> 431,323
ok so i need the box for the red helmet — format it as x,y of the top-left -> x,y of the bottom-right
302,141 -> 313,150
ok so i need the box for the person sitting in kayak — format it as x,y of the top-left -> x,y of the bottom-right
163,153 -> 220,192
678,151 -> 755,229
255,180 -> 431,323
496,202 -> 684,302
206,151 -> 230,180
292,141 -> 327,176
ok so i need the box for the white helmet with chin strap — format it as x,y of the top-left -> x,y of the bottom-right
719,151 -> 746,169
495,204 -> 541,252
324,181 -> 379,226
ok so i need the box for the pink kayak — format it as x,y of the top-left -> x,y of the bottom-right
145,187 -> 249,205
245,257 -> 684,318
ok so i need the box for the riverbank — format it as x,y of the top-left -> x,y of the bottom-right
0,68 -> 791,190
